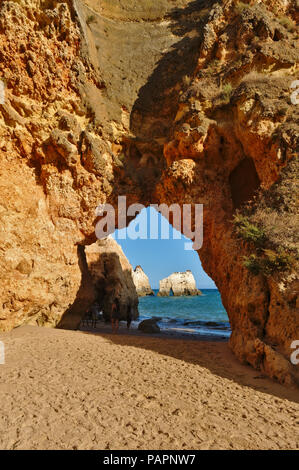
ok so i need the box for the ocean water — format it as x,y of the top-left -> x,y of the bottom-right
135,289 -> 231,339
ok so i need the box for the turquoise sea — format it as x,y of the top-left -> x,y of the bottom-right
135,289 -> 231,339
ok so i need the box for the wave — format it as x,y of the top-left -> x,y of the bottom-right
137,289 -> 231,338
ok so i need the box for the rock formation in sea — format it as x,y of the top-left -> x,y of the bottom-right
0,0 -> 298,385
132,266 -> 154,297
158,271 -> 201,297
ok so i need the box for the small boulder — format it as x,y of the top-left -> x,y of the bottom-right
138,319 -> 160,334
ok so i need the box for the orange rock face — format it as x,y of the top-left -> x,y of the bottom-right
0,0 -> 298,385
85,238 -> 139,322
0,0 -> 110,330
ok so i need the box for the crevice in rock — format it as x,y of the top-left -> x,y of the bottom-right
229,157 -> 261,210
262,283 -> 271,339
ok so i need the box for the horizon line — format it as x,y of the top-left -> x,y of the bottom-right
151,287 -> 218,290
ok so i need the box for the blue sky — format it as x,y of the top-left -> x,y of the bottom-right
112,207 -> 216,290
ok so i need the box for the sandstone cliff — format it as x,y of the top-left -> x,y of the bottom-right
57,238 -> 139,327
0,0 -> 298,385
84,238 -> 139,322
158,271 -> 201,297
132,266 -> 154,296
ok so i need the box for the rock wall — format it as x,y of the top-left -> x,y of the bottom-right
0,0 -> 102,330
153,0 -> 299,386
132,266 -> 154,297
84,238 -> 139,322
158,271 -> 201,297
0,0 -> 298,385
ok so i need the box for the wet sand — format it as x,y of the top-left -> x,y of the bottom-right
0,325 -> 298,450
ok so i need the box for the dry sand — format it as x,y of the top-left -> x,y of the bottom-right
0,325 -> 298,450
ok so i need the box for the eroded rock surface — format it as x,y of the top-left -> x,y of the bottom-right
0,0 -> 298,385
132,266 -> 154,297
158,271 -> 201,297
84,238 -> 139,323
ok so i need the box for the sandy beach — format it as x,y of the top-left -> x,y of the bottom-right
0,325 -> 298,450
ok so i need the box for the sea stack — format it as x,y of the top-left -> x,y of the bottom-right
132,266 -> 154,297
158,271 -> 201,297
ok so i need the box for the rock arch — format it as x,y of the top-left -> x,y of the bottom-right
0,0 -> 298,386
158,271 -> 201,297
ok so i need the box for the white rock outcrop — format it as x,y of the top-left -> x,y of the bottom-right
157,271 -> 201,297
132,265 -> 154,297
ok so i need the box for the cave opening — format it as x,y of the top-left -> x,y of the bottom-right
108,206 -> 231,339
59,204 -> 230,339
229,157 -> 261,210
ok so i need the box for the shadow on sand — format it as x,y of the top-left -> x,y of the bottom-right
81,328 -> 299,405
